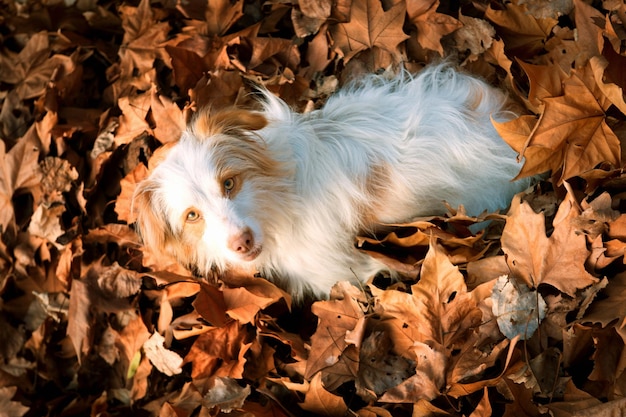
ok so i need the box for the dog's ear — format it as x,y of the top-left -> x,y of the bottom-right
132,180 -> 172,256
193,108 -> 268,137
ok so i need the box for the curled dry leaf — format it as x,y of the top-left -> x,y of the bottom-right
203,376 -> 251,413
491,275 -> 547,340
143,331 -> 183,376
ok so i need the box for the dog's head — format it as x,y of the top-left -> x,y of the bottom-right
133,108 -> 293,274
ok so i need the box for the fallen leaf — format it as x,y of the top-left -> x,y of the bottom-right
330,0 -> 409,62
143,331 -> 183,376
501,194 -> 599,295
491,275 -> 547,340
202,376 -> 251,412
407,0 -> 462,55
301,373 -> 348,416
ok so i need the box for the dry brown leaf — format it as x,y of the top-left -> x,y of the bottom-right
149,85 -> 186,144
115,162 -> 148,224
184,320 -> 252,380
501,194 -> 598,295
202,376 -> 251,412
143,331 -> 183,376
305,282 -> 366,379
0,129 -> 42,232
330,0 -> 409,62
301,373 -> 348,416
497,65 -> 621,183
407,0 -> 462,55
378,342 -> 446,402
0,386 -> 29,417
485,1 -> 557,57
67,277 -> 90,361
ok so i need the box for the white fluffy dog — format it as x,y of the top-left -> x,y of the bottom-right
133,64 -> 532,299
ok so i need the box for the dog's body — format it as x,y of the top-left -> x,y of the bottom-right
134,64 -> 532,299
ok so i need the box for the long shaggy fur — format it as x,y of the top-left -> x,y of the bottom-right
134,64 -> 532,299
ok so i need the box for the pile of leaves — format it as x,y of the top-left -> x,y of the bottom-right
2,0 -> 626,415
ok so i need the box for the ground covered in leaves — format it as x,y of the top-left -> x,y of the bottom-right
2,0 -> 626,415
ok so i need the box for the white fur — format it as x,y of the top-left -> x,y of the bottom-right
134,64 -> 532,299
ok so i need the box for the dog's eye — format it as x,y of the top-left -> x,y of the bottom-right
185,210 -> 201,222
224,178 -> 235,192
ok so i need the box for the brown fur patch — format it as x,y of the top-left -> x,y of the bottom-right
209,133 -> 291,186
132,180 -> 172,256
361,162 -> 394,226
193,108 -> 268,138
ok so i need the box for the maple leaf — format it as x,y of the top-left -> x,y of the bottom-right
0,128 -> 42,233
485,1 -> 557,57
305,282 -> 366,379
496,65 -> 621,183
149,85 -> 186,144
184,320 -> 252,379
301,373 -> 348,416
372,241 -> 483,402
330,0 -> 409,62
407,0 -> 462,55
501,194 -> 598,295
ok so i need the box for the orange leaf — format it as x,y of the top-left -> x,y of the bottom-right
0,128 -> 42,232
407,0 -> 461,55
330,0 -> 409,62
301,373 -> 348,416
184,321 -> 252,379
501,194 -> 599,295
485,2 -> 557,57
305,282 -> 366,379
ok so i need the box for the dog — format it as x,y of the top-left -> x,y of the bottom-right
132,64 -> 533,300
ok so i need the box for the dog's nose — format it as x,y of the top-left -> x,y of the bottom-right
228,229 -> 254,253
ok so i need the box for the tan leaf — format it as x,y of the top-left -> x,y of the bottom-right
485,1 -> 557,57
184,320 -> 252,379
115,90 -> 151,146
202,376 -> 251,412
305,282 -> 366,379
330,0 -> 409,62
378,342 -> 446,402
0,128 -> 42,232
407,0 -> 462,55
116,162 -> 148,224
150,86 -> 186,144
0,387 -> 29,417
143,331 -> 183,376
501,194 -> 599,295
301,373 -> 348,416
67,277 -> 90,361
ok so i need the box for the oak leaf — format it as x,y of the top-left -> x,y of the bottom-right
330,0 -> 409,62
